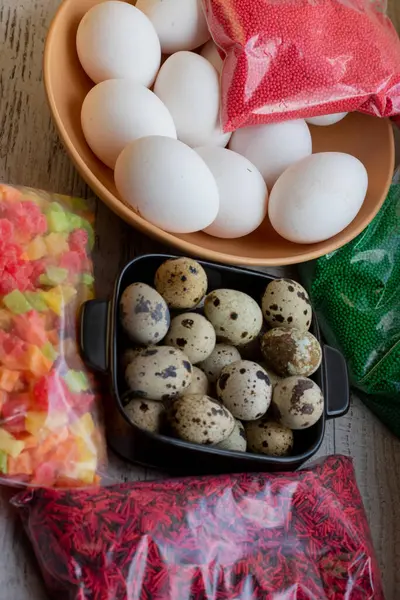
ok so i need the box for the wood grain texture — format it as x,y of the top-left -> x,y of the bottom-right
388,0 -> 400,30
0,1 -> 399,598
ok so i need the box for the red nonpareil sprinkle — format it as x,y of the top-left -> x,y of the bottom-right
13,456 -> 384,600
202,0 -> 400,131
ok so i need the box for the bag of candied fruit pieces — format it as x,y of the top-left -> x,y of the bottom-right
0,183 -> 106,487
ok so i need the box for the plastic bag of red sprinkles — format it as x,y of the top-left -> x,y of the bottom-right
201,0 -> 400,131
12,456 -> 384,600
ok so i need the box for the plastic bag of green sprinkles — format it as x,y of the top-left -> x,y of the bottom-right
300,184 -> 400,437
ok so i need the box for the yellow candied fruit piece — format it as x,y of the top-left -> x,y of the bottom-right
70,413 -> 95,439
76,468 -> 96,485
25,412 -> 47,436
26,236 -> 47,260
60,285 -> 78,304
40,285 -> 77,316
46,411 -> 70,431
44,233 -> 69,256
64,447 -> 97,485
76,436 -> 97,462
0,428 -> 25,458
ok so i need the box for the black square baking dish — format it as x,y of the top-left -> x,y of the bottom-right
80,254 -> 349,475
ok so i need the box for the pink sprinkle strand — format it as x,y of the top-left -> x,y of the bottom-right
202,0 -> 400,131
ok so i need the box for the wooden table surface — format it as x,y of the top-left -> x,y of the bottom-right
0,1 -> 400,598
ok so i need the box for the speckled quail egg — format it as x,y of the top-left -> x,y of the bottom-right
217,360 -> 272,421
216,418 -> 247,452
204,289 -> 263,346
198,344 -> 241,384
262,279 -> 312,331
245,418 -> 294,456
261,327 -> 322,377
186,366 -> 209,395
125,346 -> 192,401
154,257 -> 208,309
272,376 -> 324,430
168,394 -> 235,445
120,283 -> 170,345
165,313 -> 216,364
124,397 -> 165,433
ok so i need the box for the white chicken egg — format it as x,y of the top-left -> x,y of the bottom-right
306,112 -> 348,126
195,147 -> 268,239
201,40 -> 224,73
81,80 -> 177,169
76,1 -> 161,86
229,120 -> 312,189
136,0 -> 210,54
115,136 -> 219,234
154,52 -> 231,148
268,152 -> 368,244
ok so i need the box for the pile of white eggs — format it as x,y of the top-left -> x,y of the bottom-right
77,0 -> 369,244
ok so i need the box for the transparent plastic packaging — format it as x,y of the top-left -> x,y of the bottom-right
300,184 -> 400,436
202,0 -> 400,131
13,456 -> 383,599
0,184 -> 105,487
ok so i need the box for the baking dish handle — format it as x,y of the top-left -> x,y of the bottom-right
323,345 -> 350,419
80,300 -> 109,373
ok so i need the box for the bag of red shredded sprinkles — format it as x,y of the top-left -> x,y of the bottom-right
12,456 -> 383,599
202,0 -> 400,131
0,183 -> 106,487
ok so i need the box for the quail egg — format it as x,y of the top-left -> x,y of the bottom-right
204,289 -> 263,346
186,366 -> 209,395
168,394 -> 235,445
261,327 -> 322,377
198,344 -> 241,384
124,397 -> 165,433
125,346 -> 192,401
272,376 -> 324,430
216,418 -> 247,452
262,279 -> 312,331
217,360 -> 272,421
246,418 -> 294,456
154,257 -> 208,309
120,282 -> 170,345
165,313 -> 216,364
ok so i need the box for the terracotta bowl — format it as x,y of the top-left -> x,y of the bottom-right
44,0 -> 395,266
